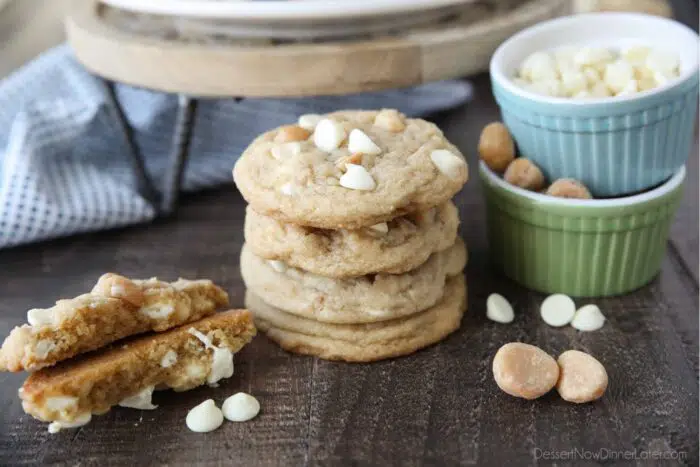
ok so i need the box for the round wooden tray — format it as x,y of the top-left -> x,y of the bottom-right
66,0 -> 569,98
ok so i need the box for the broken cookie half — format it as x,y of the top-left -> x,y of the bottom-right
0,274 -> 229,372
19,309 -> 256,433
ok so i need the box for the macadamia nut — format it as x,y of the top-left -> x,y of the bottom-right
274,125 -> 311,143
556,350 -> 608,403
504,159 -> 546,191
546,178 -> 593,199
478,122 -> 516,172
492,342 -> 559,400
91,273 -> 144,307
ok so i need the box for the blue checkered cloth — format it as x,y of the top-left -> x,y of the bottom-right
0,45 -> 473,249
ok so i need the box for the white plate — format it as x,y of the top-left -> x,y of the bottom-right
170,8 -> 458,40
99,0 -> 470,21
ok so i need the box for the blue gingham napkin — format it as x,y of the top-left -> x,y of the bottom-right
0,45 -> 473,249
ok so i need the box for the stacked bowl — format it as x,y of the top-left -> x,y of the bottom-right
485,13 -> 698,297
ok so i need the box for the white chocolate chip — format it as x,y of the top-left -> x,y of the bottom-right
222,392 -> 261,422
279,182 -> 296,196
339,164 -> 376,191
186,399 -> 224,433
430,150 -> 466,180
589,81 -> 612,98
187,328 -> 234,386
519,51 -> 558,81
48,413 -> 92,434
298,113 -> 322,131
207,347 -> 234,386
27,308 -> 54,327
616,79 -> 639,96
267,260 -> 288,273
140,304 -> 175,320
560,71 -> 588,96
313,119 -> 346,152
514,45 -> 678,99
160,350 -> 178,368
645,49 -> 680,76
35,340 -> 56,359
486,293 -> 514,324
622,45 -> 651,65
46,396 -> 79,413
574,47 -> 614,69
368,222 -> 389,234
604,60 -> 635,94
554,46 -> 577,73
653,70 -> 673,86
583,67 -> 601,85
119,386 -> 158,410
110,284 -> 127,297
571,304 -> 606,332
529,79 -> 563,97
348,129 -> 381,155
270,142 -> 301,160
540,294 -> 576,327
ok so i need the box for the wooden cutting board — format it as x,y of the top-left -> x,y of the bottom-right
66,0 -> 569,97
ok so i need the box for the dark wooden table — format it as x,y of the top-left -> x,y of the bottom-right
0,73 -> 697,466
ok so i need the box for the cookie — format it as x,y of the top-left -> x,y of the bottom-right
233,109 -> 468,229
244,202 -> 459,278
0,275 -> 229,372
20,310 -> 256,432
241,238 -> 467,324
247,275 -> 466,362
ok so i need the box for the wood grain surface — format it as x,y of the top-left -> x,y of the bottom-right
0,73 -> 696,466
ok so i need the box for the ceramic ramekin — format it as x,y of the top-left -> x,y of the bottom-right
490,13 -> 699,197
480,161 -> 685,297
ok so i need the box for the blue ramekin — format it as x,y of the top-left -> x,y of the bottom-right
490,13 -> 699,197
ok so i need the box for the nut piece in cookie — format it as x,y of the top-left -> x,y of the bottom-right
92,273 -> 144,307
373,109 -> 406,132
274,125 -> 311,143
504,158 -> 546,191
20,310 -> 256,432
478,122 -> 515,172
0,275 -> 229,372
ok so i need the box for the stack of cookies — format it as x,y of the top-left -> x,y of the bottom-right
234,109 -> 469,362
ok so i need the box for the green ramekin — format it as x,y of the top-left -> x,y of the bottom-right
480,161 -> 686,297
